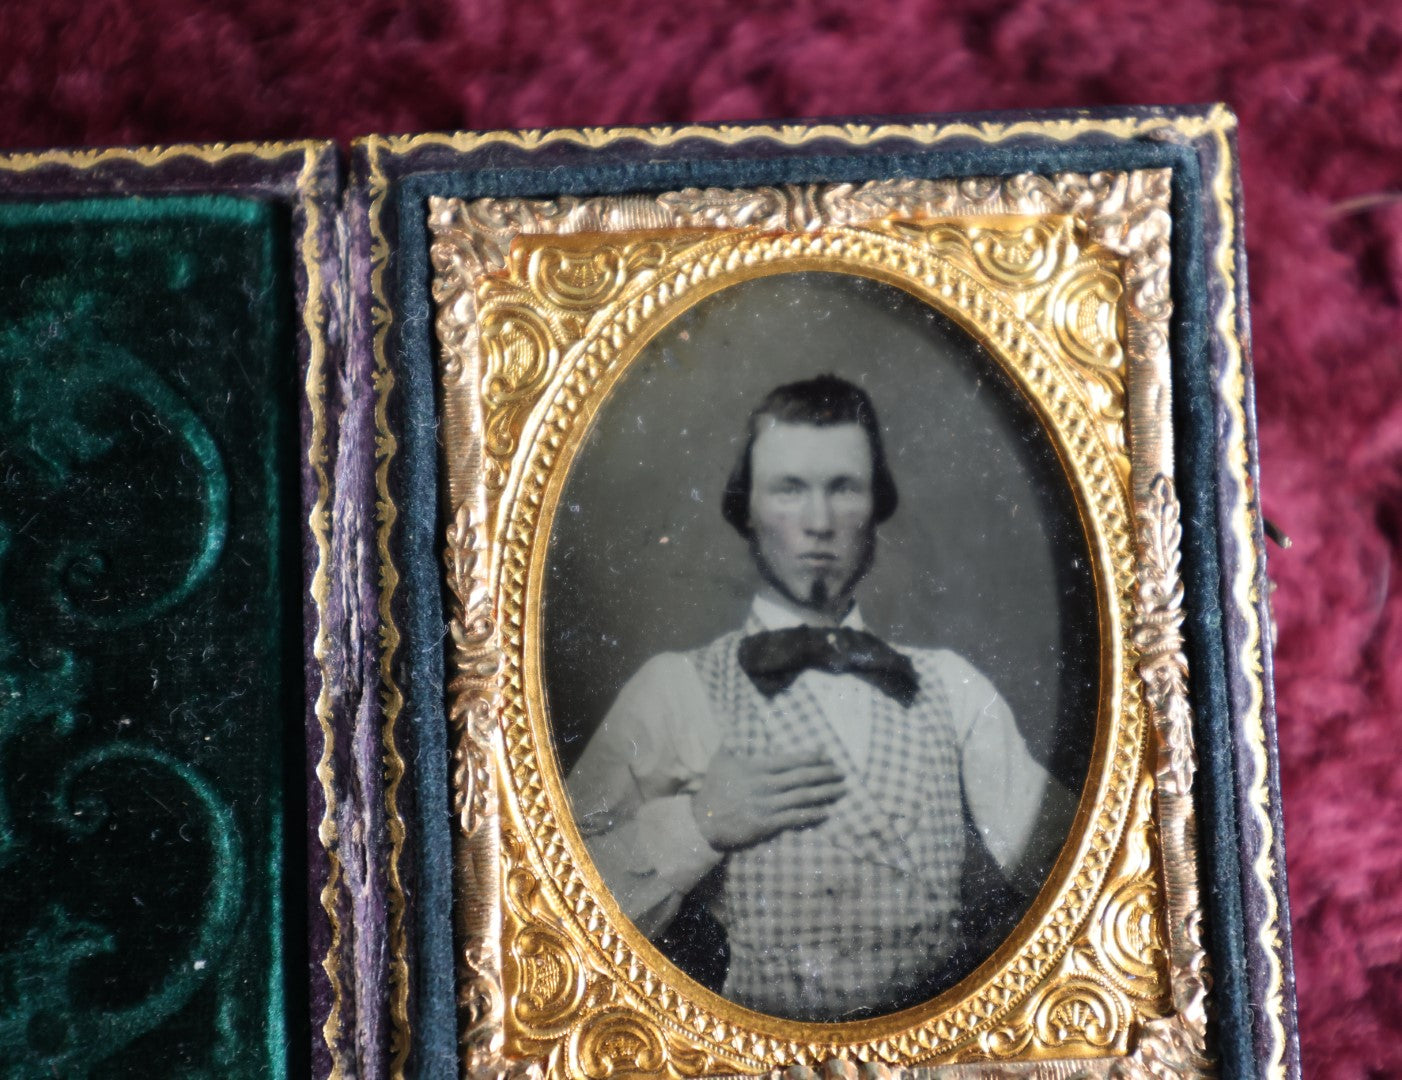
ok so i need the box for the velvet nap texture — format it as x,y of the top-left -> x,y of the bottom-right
1,2 -> 1399,1077
0,197 -> 302,1077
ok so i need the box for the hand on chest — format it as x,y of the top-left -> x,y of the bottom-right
726,668 -> 962,870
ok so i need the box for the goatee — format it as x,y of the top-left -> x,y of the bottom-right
748,527 -> 875,617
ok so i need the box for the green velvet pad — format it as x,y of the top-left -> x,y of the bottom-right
0,197 -> 301,1077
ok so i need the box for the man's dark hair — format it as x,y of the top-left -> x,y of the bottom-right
721,374 -> 899,537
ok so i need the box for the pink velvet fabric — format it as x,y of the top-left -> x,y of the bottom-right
2,2 -> 1398,1074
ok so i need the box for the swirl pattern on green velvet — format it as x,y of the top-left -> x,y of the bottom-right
0,197 -> 299,1078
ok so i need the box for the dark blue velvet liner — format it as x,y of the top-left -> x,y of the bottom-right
384,133 -> 1253,1080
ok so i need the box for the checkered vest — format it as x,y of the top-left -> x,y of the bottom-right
690,625 -> 965,1020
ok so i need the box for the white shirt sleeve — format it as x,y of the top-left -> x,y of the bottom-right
565,653 -> 726,936
938,651 -> 1076,878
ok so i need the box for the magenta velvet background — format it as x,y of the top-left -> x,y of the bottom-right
3,2 -> 1398,1075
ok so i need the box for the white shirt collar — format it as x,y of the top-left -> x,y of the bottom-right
750,593 -> 866,632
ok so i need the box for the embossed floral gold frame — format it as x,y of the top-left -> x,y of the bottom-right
426,164 -> 1215,1080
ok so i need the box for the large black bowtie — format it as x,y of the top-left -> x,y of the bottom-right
737,626 -> 920,707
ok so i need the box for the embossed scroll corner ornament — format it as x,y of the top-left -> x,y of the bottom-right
877,212 -> 1131,482
974,778 -> 1174,1067
978,946 -> 1131,1061
499,825 -> 723,1080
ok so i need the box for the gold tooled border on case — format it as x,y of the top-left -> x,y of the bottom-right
1205,125 -> 1286,1080
361,137 -> 415,1077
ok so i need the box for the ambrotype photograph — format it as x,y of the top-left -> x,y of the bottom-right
545,271 -> 1100,1023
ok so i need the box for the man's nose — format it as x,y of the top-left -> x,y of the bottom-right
801,492 -> 835,534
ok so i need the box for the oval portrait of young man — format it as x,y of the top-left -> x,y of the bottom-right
543,271 -> 1100,1024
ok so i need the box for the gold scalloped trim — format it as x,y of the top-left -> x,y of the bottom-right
364,137 -> 415,1077
370,108 -> 1234,158
0,139 -> 326,172
1206,128 -> 1287,1080
296,146 -> 357,1080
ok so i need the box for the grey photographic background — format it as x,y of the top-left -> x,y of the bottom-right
543,271 -> 1099,805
